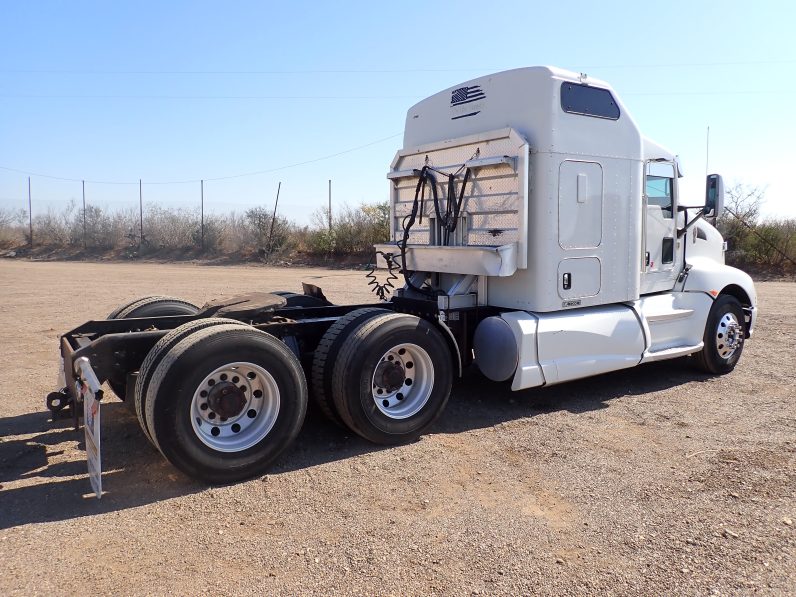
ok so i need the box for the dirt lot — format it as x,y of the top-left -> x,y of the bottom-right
0,260 -> 793,596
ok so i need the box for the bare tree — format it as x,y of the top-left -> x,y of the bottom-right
721,184 -> 764,223
717,184 -> 765,254
0,208 -> 23,247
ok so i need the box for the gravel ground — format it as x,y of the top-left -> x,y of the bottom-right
0,260 -> 793,596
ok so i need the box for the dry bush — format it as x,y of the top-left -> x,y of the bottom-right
31,202 -> 76,246
306,202 -> 389,255
0,208 -> 26,248
242,206 -> 295,255
81,205 -> 137,249
718,185 -> 795,274
217,212 -> 249,253
3,198 -> 392,261
718,184 -> 763,257
195,214 -> 225,253
747,218 -> 796,270
143,205 -> 200,249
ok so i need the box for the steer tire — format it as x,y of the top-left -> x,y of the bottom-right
331,312 -> 452,445
693,294 -> 746,375
310,308 -> 391,426
134,318 -> 248,447
145,324 -> 307,484
106,295 -> 200,402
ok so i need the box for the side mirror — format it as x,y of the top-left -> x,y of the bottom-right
705,173 -> 724,222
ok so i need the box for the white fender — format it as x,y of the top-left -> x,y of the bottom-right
682,256 -> 758,335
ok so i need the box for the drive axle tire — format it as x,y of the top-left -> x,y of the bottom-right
331,313 -> 452,445
106,295 -> 200,402
134,318 -> 248,447
272,291 -> 330,308
145,324 -> 307,484
693,294 -> 746,374
108,295 -> 200,320
311,308 -> 390,425
107,298 -> 145,320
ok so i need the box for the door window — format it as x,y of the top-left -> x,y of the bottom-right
644,161 -> 677,269
645,175 -> 673,218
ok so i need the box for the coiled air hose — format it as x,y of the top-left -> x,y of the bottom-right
396,164 -> 472,296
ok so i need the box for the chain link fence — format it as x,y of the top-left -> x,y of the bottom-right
0,178 -> 389,260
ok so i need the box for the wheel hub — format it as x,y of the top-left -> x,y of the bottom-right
727,323 -> 741,346
716,312 -> 743,359
207,381 -> 247,419
190,362 -> 281,453
374,360 -> 405,393
370,343 -> 435,420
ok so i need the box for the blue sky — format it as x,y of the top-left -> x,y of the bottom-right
1,0 -> 794,224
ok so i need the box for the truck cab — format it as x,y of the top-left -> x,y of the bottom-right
377,66 -> 756,388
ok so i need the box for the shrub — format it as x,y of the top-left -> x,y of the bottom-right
193,214 -> 225,253
143,205 -> 200,249
10,193 -> 791,274
746,218 -> 796,270
305,201 -> 390,256
80,205 -> 137,249
244,206 -> 294,255
0,208 -> 26,248
28,200 -> 77,246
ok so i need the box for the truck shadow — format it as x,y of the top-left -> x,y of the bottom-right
281,357 -> 711,472
0,358 -> 709,529
0,407 -> 206,530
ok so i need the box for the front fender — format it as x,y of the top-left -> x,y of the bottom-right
683,256 -> 758,335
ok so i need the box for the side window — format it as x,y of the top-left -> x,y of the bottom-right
645,162 -> 675,218
645,176 -> 673,218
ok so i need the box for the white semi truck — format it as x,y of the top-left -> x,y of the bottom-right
50,66 -> 757,489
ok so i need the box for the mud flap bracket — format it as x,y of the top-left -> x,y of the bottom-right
75,357 -> 104,499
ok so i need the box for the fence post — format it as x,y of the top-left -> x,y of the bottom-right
328,179 -> 332,231
28,176 -> 33,249
82,180 -> 87,249
139,179 -> 143,249
200,179 -> 204,251
266,181 -> 282,255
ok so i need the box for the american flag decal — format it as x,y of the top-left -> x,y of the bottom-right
450,85 -> 486,106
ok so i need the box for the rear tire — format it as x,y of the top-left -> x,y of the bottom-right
311,308 -> 390,425
693,294 -> 746,374
145,325 -> 307,484
134,318 -> 247,447
108,295 -> 199,320
272,291 -> 330,308
106,295 -> 200,402
107,298 -> 143,320
331,313 -> 452,445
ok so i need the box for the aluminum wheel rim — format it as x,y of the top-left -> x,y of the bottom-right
716,312 -> 743,359
190,361 -> 279,452
371,343 -> 434,420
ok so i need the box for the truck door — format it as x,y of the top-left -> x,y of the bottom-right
641,161 -> 680,294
